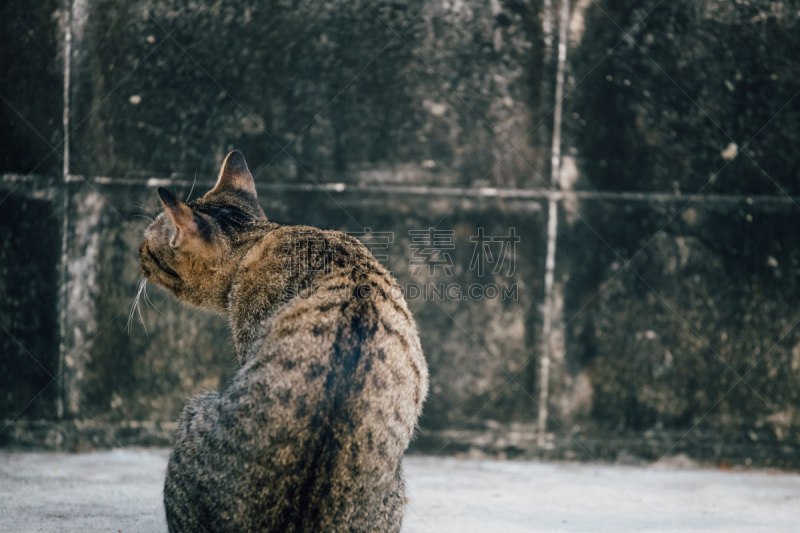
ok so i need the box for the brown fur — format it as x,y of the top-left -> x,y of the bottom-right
140,151 -> 428,532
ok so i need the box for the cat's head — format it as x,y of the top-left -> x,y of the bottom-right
139,150 -> 266,308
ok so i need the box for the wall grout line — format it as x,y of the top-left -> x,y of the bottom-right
57,0 -> 73,420
3,172 -> 796,204
538,198 -> 559,445
62,2 -> 71,180
542,0 -> 554,62
537,0 -> 570,447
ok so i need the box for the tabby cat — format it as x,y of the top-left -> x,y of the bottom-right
139,151 -> 428,532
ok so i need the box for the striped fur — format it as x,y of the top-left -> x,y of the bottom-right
140,151 -> 428,532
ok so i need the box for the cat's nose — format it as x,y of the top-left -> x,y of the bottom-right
139,242 -> 147,253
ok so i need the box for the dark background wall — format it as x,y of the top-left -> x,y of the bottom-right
2,0 -> 799,468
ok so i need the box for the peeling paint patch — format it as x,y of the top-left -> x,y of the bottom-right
63,190 -> 104,415
569,0 -> 594,45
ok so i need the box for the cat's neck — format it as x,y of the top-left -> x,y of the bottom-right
226,225 -> 289,361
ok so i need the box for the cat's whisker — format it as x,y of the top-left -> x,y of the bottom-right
142,284 -> 168,317
127,277 -> 150,338
136,290 -> 149,340
134,202 -> 158,219
126,278 -> 141,334
186,171 -> 198,202
126,277 -> 141,335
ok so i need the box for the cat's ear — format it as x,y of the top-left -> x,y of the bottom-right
158,187 -> 197,244
209,150 -> 257,197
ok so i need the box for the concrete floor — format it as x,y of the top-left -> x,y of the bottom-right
1,449 -> 798,532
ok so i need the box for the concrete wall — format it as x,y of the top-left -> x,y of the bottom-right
2,0 -> 799,468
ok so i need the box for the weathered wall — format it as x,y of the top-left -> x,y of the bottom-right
1,0 -> 799,468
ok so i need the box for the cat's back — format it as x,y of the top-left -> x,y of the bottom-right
218,226 -> 427,529
258,224 -> 427,439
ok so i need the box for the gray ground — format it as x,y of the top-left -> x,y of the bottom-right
1,449 -> 798,532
